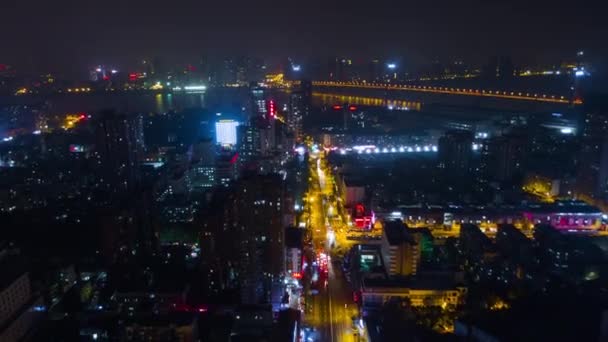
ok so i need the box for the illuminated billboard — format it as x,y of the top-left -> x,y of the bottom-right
215,120 -> 239,146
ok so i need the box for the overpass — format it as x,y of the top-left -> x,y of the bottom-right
312,80 -> 582,106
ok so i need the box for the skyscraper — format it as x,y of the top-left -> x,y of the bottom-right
0,245 -> 44,341
576,94 -> 608,202
188,138 -> 216,192
438,130 -> 474,175
238,122 -> 261,161
249,85 -> 267,119
481,132 -> 528,183
235,174 -> 285,305
287,90 -> 310,142
215,151 -> 239,187
94,110 -> 144,193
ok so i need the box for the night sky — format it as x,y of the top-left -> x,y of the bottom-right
2,0 -> 607,74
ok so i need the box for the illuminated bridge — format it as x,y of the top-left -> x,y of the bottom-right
312,81 -> 582,106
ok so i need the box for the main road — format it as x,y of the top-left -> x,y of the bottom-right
305,150 -> 363,342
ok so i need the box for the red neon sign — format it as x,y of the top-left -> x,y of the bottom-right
230,153 -> 239,165
268,100 -> 276,118
356,203 -> 365,216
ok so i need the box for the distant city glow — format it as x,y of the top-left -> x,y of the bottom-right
184,85 -> 207,91
215,120 -> 239,146
150,82 -> 163,90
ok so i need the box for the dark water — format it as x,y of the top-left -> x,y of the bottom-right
0,88 -> 250,115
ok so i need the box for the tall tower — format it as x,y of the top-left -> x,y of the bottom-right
94,110 -> 144,193
576,94 -> 608,201
438,130 -> 474,175
236,174 -> 285,305
288,88 -> 311,142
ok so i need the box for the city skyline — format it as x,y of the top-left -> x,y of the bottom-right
2,2 -> 608,341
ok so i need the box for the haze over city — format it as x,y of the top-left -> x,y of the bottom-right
2,0 -> 608,74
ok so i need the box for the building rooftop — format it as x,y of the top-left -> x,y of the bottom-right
383,220 -> 415,245
362,273 -> 462,292
285,227 -> 303,249
0,248 -> 27,293
523,200 -> 602,214
394,200 -> 602,216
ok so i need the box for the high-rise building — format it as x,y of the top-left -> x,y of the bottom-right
0,244 -> 44,341
576,93 -> 608,201
287,90 -> 310,142
188,138 -> 216,192
495,224 -> 532,265
259,117 -> 276,156
238,122 -> 261,161
94,110 -> 144,192
284,227 -> 303,279
438,130 -> 473,174
367,59 -> 382,82
483,56 -> 514,79
459,224 -> 493,262
381,221 -> 421,276
235,174 -> 285,305
481,132 -> 528,182
249,86 -> 267,119
215,151 -> 239,187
